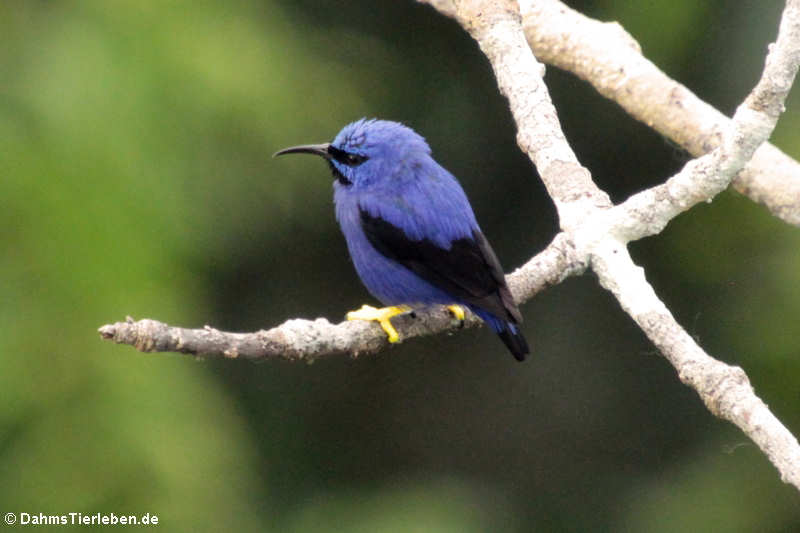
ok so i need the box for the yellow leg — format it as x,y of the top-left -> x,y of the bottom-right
447,304 -> 466,323
346,304 -> 411,343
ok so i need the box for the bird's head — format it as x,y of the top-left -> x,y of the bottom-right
274,119 -> 431,188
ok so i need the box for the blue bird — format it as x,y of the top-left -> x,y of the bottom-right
275,119 -> 529,361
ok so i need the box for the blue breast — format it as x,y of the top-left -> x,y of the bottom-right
334,184 -> 455,306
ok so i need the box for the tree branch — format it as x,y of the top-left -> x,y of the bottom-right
99,0 -> 800,491
413,0 -> 800,491
520,0 -> 800,227
99,234 -> 584,361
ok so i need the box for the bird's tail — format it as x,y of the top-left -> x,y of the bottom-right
475,310 -> 530,361
497,323 -> 529,362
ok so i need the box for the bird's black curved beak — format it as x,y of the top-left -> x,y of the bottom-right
273,143 -> 332,159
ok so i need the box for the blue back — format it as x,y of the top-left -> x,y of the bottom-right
332,119 -> 479,249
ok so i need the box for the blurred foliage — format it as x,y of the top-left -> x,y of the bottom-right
1,0 -> 798,531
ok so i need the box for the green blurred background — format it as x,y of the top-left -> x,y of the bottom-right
2,0 -> 799,531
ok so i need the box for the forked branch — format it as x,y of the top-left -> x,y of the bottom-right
100,0 -> 800,490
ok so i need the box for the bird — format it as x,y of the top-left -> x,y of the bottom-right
274,119 -> 529,361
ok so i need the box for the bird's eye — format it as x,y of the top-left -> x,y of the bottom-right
345,153 -> 367,166
328,145 -> 368,167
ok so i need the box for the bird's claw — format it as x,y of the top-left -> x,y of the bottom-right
447,304 -> 466,328
346,304 -> 410,343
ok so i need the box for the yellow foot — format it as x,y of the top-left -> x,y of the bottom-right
346,304 -> 411,343
447,304 -> 466,323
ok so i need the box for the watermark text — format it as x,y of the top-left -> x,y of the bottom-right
4,512 -> 158,526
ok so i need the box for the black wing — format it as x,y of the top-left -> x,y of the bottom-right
359,208 -> 522,324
